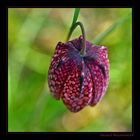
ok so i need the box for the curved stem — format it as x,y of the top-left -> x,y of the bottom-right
66,21 -> 86,56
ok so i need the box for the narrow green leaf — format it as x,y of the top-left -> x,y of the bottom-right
93,12 -> 131,44
72,8 -> 80,26
66,8 -> 80,41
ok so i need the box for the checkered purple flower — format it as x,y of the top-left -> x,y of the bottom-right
48,35 -> 109,112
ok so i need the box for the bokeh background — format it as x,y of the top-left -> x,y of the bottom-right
8,8 -> 132,132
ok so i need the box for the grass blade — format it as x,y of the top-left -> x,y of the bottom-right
72,8 -> 80,26
66,8 -> 80,41
93,12 -> 131,44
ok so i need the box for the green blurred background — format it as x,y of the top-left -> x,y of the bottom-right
8,8 -> 132,132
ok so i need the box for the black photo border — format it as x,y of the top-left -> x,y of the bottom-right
0,0 -> 136,139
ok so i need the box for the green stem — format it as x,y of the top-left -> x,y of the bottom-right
66,21 -> 86,56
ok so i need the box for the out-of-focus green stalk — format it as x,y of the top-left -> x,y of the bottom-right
9,9 -> 51,94
93,12 -> 131,44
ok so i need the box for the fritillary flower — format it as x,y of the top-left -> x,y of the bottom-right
48,35 -> 109,112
